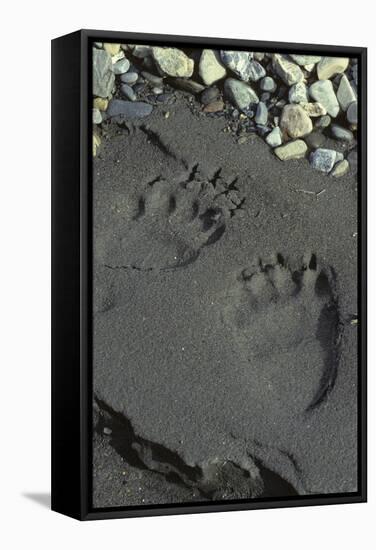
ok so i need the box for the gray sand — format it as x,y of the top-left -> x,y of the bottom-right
92,96 -> 358,507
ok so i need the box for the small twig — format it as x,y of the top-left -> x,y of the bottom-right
295,188 -> 316,195
316,188 -> 326,198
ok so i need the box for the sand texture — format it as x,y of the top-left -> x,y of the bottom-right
92,96 -> 358,507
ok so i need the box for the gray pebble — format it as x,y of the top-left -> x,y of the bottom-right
113,57 -> 130,75
315,115 -> 331,129
103,427 -> 112,435
201,87 -> 220,105
305,131 -> 325,149
107,99 -> 153,118
260,92 -> 271,103
224,78 -> 259,109
157,93 -> 173,103
309,80 -> 339,118
310,148 -> 337,173
255,102 -> 268,125
120,72 -> 138,85
260,76 -> 276,92
347,150 -> 358,174
121,84 -> 137,101
248,60 -> 266,81
141,71 -> 164,86
265,126 -> 282,147
347,101 -> 358,125
288,82 -> 308,104
331,124 -> 354,142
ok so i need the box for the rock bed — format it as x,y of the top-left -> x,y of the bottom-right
92,43 -> 358,177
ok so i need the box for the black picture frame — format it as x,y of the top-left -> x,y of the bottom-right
51,29 -> 367,520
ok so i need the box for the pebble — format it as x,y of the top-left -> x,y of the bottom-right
265,126 -> 282,147
120,72 -> 138,85
201,87 -> 220,105
260,76 -> 276,92
199,49 -> 227,86
352,64 -> 358,86
274,140 -> 307,160
132,45 -> 153,58
301,102 -> 327,117
121,84 -> 137,101
113,57 -> 130,75
224,78 -> 259,109
317,57 -> 349,80
174,78 -> 205,94
331,159 -> 349,177
272,54 -> 304,85
93,97 -> 108,111
348,150 -> 358,173
156,93 -> 173,103
305,131 -> 325,149
152,47 -> 194,78
107,100 -> 153,118
289,55 -> 321,66
93,49 -> 115,98
331,124 -> 354,142
260,92 -> 271,103
248,60 -> 266,81
288,82 -> 308,104
103,43 -> 121,56
92,108 -> 102,124
103,427 -> 112,436
335,151 -> 344,163
280,104 -> 313,138
309,80 -> 339,117
347,101 -> 358,124
337,74 -> 357,111
203,100 -> 225,113
315,114 -> 331,128
93,133 -> 101,157
220,50 -> 253,81
111,50 -> 125,65
255,102 -> 268,125
309,148 -> 337,173
152,87 -> 163,95
94,42 -> 103,49
141,71 -> 164,86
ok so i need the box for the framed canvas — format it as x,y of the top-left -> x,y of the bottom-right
51,29 -> 367,520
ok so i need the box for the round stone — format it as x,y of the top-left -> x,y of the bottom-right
331,124 -> 354,142
120,72 -> 138,85
280,104 -> 313,138
121,84 -> 137,101
315,115 -> 331,129
260,76 -> 276,92
347,102 -> 358,124
317,57 -> 349,80
199,49 -> 226,86
305,131 -> 325,149
224,78 -> 259,109
309,80 -> 339,118
274,140 -> 307,160
152,47 -> 194,78
255,102 -> 268,125
201,87 -> 220,105
265,127 -> 282,148
113,57 -> 130,75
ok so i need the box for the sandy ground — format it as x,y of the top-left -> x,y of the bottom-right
92,94 -> 358,508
